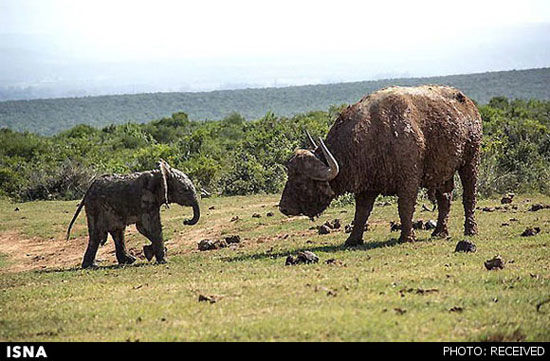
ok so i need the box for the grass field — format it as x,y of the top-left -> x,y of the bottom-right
0,194 -> 549,341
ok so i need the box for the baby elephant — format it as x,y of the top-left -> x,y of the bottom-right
66,160 -> 200,268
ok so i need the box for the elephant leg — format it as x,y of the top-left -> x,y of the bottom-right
432,179 -> 454,238
459,156 -> 479,236
397,186 -> 419,243
82,223 -> 106,269
345,191 -> 378,247
110,228 -> 136,265
137,212 -> 166,264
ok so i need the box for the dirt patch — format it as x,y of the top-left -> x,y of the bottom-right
0,231 -> 102,273
0,217 -> 227,272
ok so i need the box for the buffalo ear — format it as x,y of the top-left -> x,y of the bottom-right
158,159 -> 170,208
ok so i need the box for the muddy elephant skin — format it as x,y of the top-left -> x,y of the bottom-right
67,160 -> 200,268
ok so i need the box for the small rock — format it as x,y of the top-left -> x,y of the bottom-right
252,213 -> 261,218
296,251 -> 319,264
455,240 -> 476,253
285,251 -> 319,265
266,212 -> 274,217
230,216 -> 240,222
224,235 -> 241,244
501,222 -> 510,227
14,207 -> 19,211
318,224 -> 331,235
484,255 -> 504,270
521,227 -> 541,237
482,207 -> 495,212
208,206 -> 215,210
344,224 -> 353,233
449,306 -> 464,313
425,220 -> 437,230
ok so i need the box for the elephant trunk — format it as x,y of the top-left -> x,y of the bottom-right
183,200 -> 200,225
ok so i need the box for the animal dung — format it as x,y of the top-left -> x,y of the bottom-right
230,215 -> 240,222
521,227 -> 541,237
454,240 -> 476,253
224,235 -> 241,244
285,251 -> 319,265
412,220 -> 425,230
328,219 -> 341,229
266,212 -> 274,217
318,219 -> 341,233
529,204 -> 550,212
481,207 -> 495,212
500,193 -> 514,204
390,221 -> 401,232
324,258 -> 346,266
484,255 -> 504,270
198,294 -> 221,303
198,239 -> 228,251
394,308 -> 407,315
252,213 -> 261,218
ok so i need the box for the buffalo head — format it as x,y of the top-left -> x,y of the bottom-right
279,132 -> 339,218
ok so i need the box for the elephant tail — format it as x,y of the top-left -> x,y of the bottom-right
66,177 -> 96,241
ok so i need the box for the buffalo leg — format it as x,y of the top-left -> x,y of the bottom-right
345,192 -> 377,246
397,188 -> 418,242
459,158 -> 479,236
432,179 -> 454,238
110,228 -> 136,265
137,212 -> 166,264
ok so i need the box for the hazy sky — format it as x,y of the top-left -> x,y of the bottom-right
1,0 -> 550,98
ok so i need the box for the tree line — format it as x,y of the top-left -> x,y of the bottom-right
1,97 -> 550,202
1,68 -> 549,135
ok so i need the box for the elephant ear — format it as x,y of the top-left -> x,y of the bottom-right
158,159 -> 170,208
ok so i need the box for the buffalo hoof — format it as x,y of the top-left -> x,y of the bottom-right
344,237 -> 364,247
118,254 -> 136,265
143,245 -> 154,261
431,229 -> 449,239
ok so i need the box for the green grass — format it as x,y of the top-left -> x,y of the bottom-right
0,194 -> 549,341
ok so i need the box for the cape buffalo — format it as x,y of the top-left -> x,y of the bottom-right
279,85 -> 482,245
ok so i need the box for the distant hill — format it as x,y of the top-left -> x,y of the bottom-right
1,67 -> 549,135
